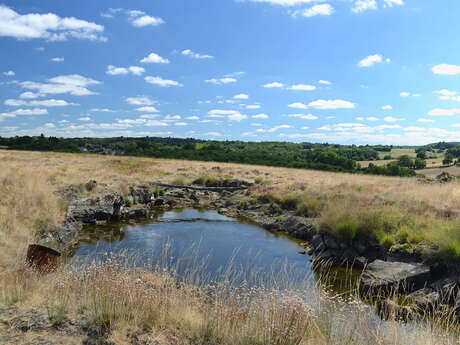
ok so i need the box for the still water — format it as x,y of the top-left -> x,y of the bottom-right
71,209 -> 317,289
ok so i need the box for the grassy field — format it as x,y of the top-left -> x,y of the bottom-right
1,150 -> 460,344
360,148 -> 446,169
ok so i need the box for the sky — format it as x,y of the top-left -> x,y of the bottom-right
1,0 -> 460,145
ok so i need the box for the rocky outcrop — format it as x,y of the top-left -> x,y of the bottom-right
307,233 -> 383,269
360,260 -> 432,297
67,195 -> 124,224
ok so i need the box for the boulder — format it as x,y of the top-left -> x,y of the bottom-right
129,186 -> 154,204
281,216 -> 316,241
377,299 -> 413,321
408,288 -> 440,313
360,260 -> 432,297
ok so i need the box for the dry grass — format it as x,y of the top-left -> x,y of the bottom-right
1,150 -> 460,344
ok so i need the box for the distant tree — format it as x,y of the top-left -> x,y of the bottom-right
414,158 -> 426,169
443,153 -> 454,166
416,151 -> 427,159
383,155 -> 392,160
397,155 -> 414,168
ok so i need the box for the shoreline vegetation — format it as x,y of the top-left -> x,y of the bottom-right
1,149 -> 460,344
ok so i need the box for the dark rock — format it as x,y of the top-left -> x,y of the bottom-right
38,221 -> 82,251
129,186 -> 154,204
153,198 -> 164,206
377,299 -> 413,321
281,216 -> 316,241
408,288 -> 440,313
122,207 -> 147,219
323,234 -> 339,250
67,195 -> 124,224
360,260 -> 432,297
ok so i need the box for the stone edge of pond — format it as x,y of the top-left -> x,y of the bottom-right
39,182 -> 460,322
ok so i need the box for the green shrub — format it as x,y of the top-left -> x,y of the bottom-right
335,221 -> 359,242
296,197 -> 324,217
172,177 -> 185,186
254,176 -> 264,184
279,195 -> 299,210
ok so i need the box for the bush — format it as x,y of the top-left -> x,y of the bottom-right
335,221 -> 359,242
296,197 -> 324,217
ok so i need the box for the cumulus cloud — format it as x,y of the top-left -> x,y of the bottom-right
234,93 -> 249,99
4,99 -> 77,107
400,91 -> 410,97
106,65 -> 145,76
308,99 -> 355,109
288,113 -> 318,120
382,105 -> 392,110
208,109 -> 248,121
352,0 -> 377,13
432,64 -> 460,75
181,49 -> 213,59
103,8 -> 165,28
136,106 -> 159,113
0,108 -> 48,120
145,76 -> 183,87
269,124 -> 291,132
318,80 -> 331,85
288,102 -> 308,109
294,4 -> 334,17
205,77 -> 237,85
125,96 -> 155,105
21,74 -> 101,96
359,54 -> 390,67
428,108 -> 460,116
418,118 -> 435,123
252,113 -> 269,119
288,84 -> 316,91
0,5 -> 106,41
51,57 -> 64,62
263,81 -> 284,88
384,0 -> 404,7
246,105 -> 261,109
19,92 -> 40,99
140,52 -> 169,64
384,116 -> 404,122
3,70 -> 15,76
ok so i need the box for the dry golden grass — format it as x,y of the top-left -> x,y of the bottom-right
1,150 -> 460,344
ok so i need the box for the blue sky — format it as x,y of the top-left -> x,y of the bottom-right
1,0 -> 460,145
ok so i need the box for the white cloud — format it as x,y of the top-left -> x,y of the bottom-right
126,96 -> 155,105
432,64 -> 460,75
106,65 -> 145,76
352,0 -> 377,13
3,70 -> 15,76
140,52 -> 169,64
366,117 -> 379,121
418,118 -> 435,123
136,106 -> 159,113
308,99 -> 355,109
359,54 -> 389,67
19,92 -> 40,99
428,108 -> 460,116
4,99 -> 76,107
400,91 -> 410,97
0,108 -> 48,117
288,102 -> 308,109
404,126 -> 424,132
145,76 -> 183,87
0,5 -> 106,41
269,124 -> 291,132
382,105 -> 392,110
288,113 -> 318,120
208,109 -> 247,121
384,0 -> 404,7
21,74 -> 101,96
247,105 -> 261,109
252,113 -> 269,119
51,57 -> 64,62
296,4 -> 334,17
175,122 -> 188,126
90,108 -> 115,112
263,81 -> 284,88
435,89 -> 457,97
132,16 -> 164,27
288,84 -> 316,91
181,49 -> 213,59
384,116 -> 404,122
205,77 -> 237,85
79,116 -> 91,121
234,93 -> 249,99
318,80 -> 331,85
185,116 -> 200,120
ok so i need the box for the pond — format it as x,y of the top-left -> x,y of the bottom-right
70,209 -> 323,290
